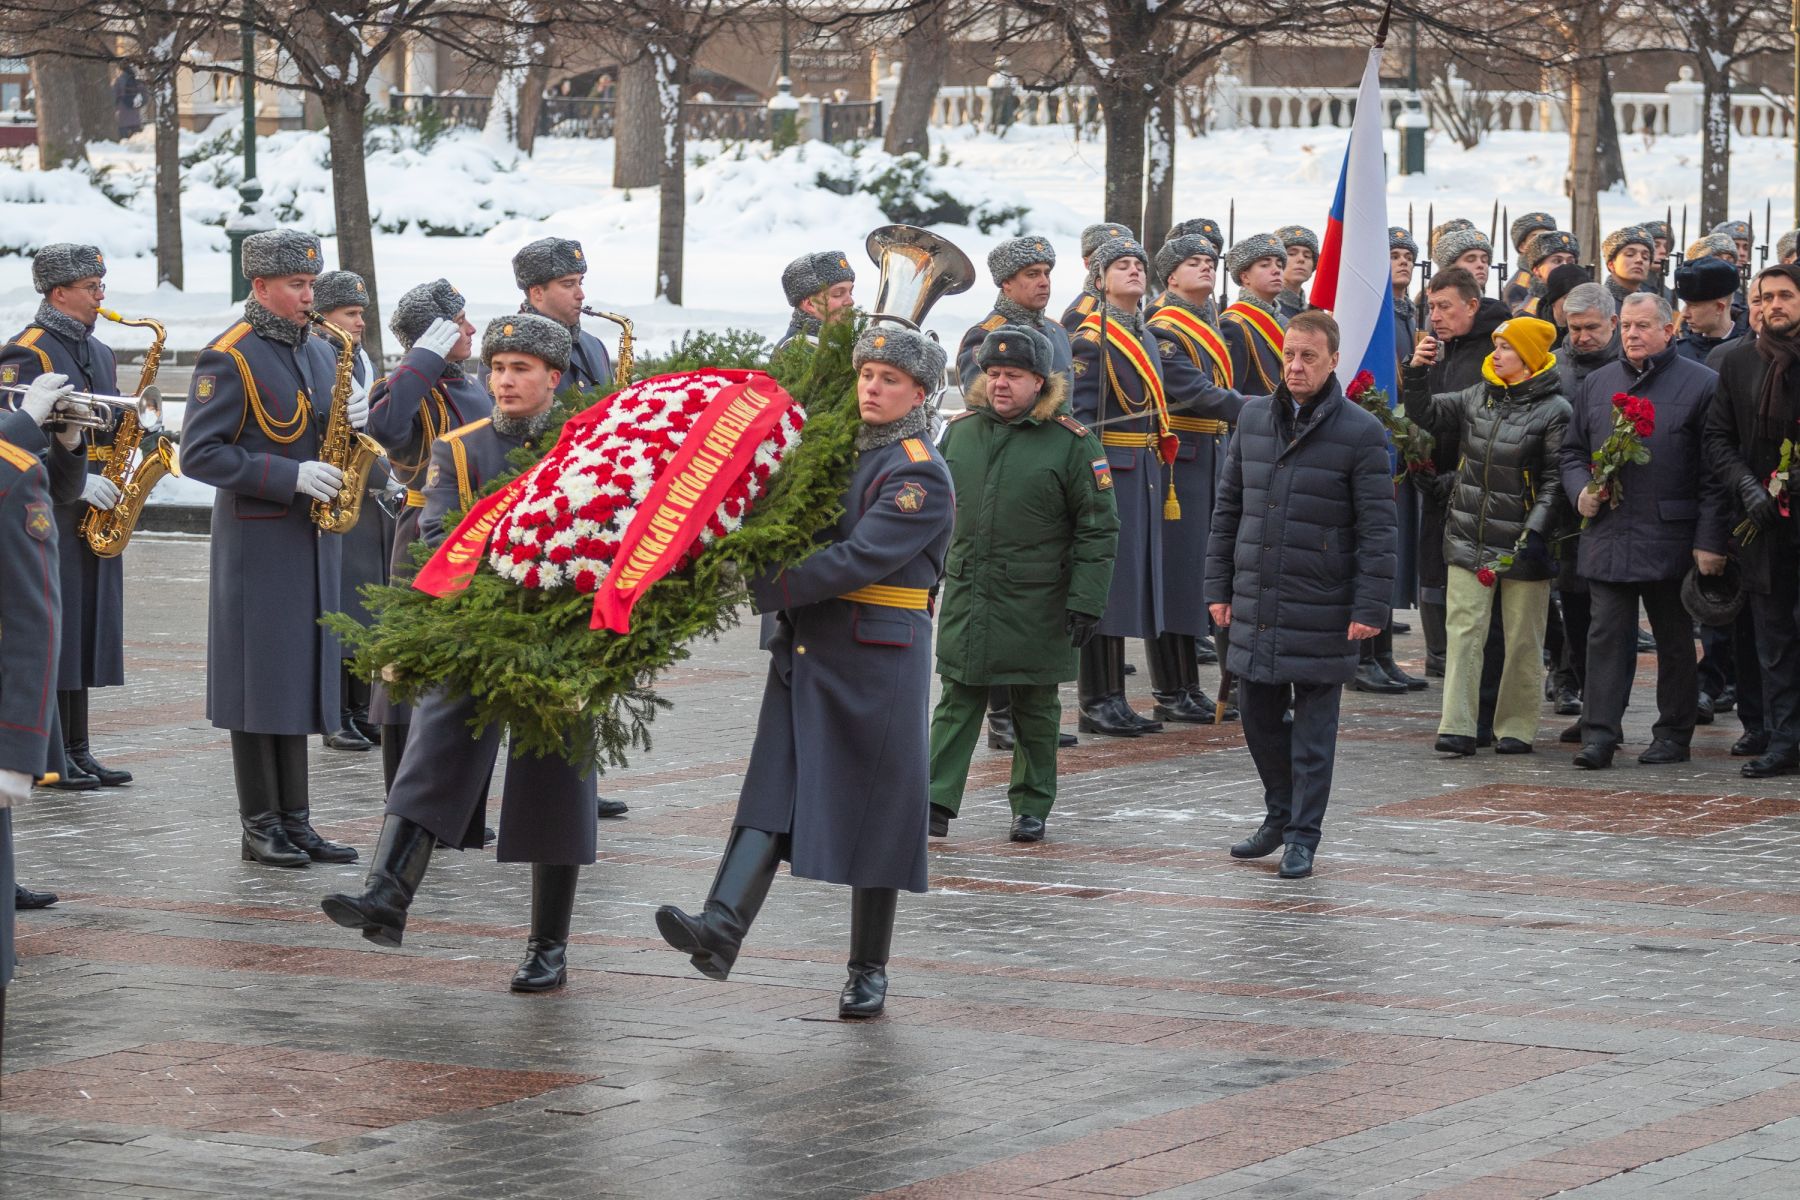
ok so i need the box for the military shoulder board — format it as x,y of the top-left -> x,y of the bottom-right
901,437 -> 932,463
946,410 -> 978,424
0,437 -> 36,472
1055,414 -> 1091,437
979,314 -> 1006,331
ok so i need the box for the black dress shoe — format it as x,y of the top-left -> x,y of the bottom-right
1009,814 -> 1045,843
1057,731 -> 1078,748
1742,752 -> 1800,779
1713,685 -> 1737,714
1493,737 -> 1533,755
1559,720 -> 1583,744
1476,728 -> 1495,748
596,796 -> 629,818
1391,620 -> 1411,634
1353,661 -> 1407,694
1637,627 -> 1656,653
1732,730 -> 1770,757
1695,695 -> 1715,727
1277,843 -> 1315,879
1229,823 -> 1285,859
1572,743 -> 1615,770
1077,702 -> 1140,738
1554,687 -> 1583,717
1379,657 -> 1428,691
1638,740 -> 1690,765
14,883 -> 58,909
929,804 -> 953,837
1434,733 -> 1476,757
1425,654 -> 1446,678
350,716 -> 382,744
323,725 -> 373,752
45,765 -> 100,792
68,748 -> 131,787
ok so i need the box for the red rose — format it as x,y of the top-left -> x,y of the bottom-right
1476,567 -> 1496,587
1632,415 -> 1654,437
1348,370 -> 1375,399
1612,391 -> 1631,409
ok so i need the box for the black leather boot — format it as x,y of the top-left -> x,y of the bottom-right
1111,637 -> 1163,732
64,689 -> 132,785
47,692 -> 101,792
1421,601 -> 1448,677
380,723 -> 408,793
233,732 -> 309,867
839,887 -> 896,1019
1077,637 -> 1139,737
511,864 -> 579,992
273,734 -> 358,863
655,826 -> 782,980
346,676 -> 379,743
320,814 -> 435,946
1354,638 -> 1407,693
1374,626 -> 1427,691
1149,634 -> 1211,722
986,687 -> 1015,750
323,709 -> 373,751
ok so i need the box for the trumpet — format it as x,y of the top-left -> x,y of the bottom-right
0,384 -> 136,429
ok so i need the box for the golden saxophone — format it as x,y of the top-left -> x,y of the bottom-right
581,306 -> 634,386
307,312 -> 383,533
80,308 -> 179,558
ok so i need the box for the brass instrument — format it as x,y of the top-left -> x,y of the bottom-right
80,308 -> 178,558
307,312 -> 384,533
864,223 -> 975,410
580,306 -> 634,386
0,385 -> 136,429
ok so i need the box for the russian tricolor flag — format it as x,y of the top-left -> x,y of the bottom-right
1310,26 -> 1395,405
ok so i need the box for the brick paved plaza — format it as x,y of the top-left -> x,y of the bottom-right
5,533 -> 1800,1198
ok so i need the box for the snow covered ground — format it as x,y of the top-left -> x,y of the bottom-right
0,120 -> 1793,364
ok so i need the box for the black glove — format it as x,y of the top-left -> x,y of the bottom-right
1738,474 -> 1779,531
1520,529 -> 1548,563
1065,610 -> 1100,649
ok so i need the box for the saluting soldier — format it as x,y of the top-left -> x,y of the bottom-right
928,324 -> 1117,844
954,234 -> 1078,753
775,251 -> 856,351
1061,222 -> 1134,334
1503,213 -> 1558,312
0,386 -> 73,1052
656,325 -> 954,1019
364,279 -> 487,787
1147,232 -> 1250,722
309,270 -> 389,755
1220,234 -> 1288,395
0,245 -> 128,792
179,228 -> 358,869
513,237 -> 614,393
1273,225 -> 1319,322
1070,236 -> 1169,736
324,314 -> 600,993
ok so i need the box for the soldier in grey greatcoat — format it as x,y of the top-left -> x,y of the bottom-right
1069,236 -> 1166,737
513,237 -> 615,393
323,315 -> 599,994
179,228 -> 358,870
775,251 -> 856,351
954,234 -> 1077,752
656,324 -> 955,1020
0,388 -> 76,1055
1273,224 -> 1319,322
0,243 -> 129,791
364,279 -> 486,786
310,270 -> 391,755
1060,222 -> 1134,334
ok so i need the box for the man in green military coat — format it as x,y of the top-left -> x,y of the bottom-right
927,324 -> 1120,842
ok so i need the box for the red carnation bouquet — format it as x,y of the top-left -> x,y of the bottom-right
1580,391 -> 1654,529
1347,369 -> 1435,481
1734,437 -> 1794,544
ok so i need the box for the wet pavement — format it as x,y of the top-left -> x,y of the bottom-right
6,533 -> 1800,1198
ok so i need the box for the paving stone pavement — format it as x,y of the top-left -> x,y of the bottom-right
5,533 -> 1800,1198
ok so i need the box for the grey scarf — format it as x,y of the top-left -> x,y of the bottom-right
245,298 -> 308,347
33,301 -> 91,345
492,406 -> 558,441
856,403 -> 932,452
783,309 -> 822,344
1097,301 -> 1144,336
993,294 -> 1047,329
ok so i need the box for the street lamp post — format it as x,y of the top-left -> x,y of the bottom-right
1398,19 -> 1427,176
227,3 -> 270,301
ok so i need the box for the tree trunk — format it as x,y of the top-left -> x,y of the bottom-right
1698,59 -> 1732,231
613,50 -> 659,190
321,89 -> 384,362
30,55 -> 89,169
1142,85 -> 1176,251
653,47 -> 687,303
75,59 -> 119,143
1566,63 -> 1602,278
1594,63 -> 1626,193
151,67 -> 183,288
882,0 -> 947,157
1097,81 -> 1149,231
517,57 -> 551,155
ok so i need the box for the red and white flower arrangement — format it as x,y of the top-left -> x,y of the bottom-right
488,372 -> 806,593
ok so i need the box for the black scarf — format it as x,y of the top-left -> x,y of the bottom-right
1755,266 -> 1800,442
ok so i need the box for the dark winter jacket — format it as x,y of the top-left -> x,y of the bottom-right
1557,338 -> 1620,398
1205,377 -> 1397,685
1702,339 -> 1790,594
1558,346 -> 1729,583
1413,295 -> 1510,588
1402,357 -> 1571,582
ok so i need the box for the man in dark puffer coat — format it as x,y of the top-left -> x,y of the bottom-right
1404,316 -> 1571,756
1206,311 -> 1396,880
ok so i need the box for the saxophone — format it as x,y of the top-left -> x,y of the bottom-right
80,309 -> 178,558
581,306 -> 634,386
306,312 -> 384,533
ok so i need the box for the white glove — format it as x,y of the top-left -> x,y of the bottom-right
414,317 -> 462,358
19,372 -> 71,427
0,767 -> 29,808
346,377 -> 371,430
82,474 -> 122,510
295,459 -> 346,502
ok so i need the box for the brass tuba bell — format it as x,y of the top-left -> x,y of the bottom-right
864,224 -> 975,331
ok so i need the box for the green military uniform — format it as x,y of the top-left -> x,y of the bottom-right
927,352 -> 1119,825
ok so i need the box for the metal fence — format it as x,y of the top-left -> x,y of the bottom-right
388,92 -> 880,145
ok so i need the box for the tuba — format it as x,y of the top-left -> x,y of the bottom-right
864,223 -> 976,409
580,306 -> 634,387
307,312 -> 384,533
80,309 -> 179,558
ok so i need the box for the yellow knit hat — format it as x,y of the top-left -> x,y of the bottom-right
1493,317 -> 1557,376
